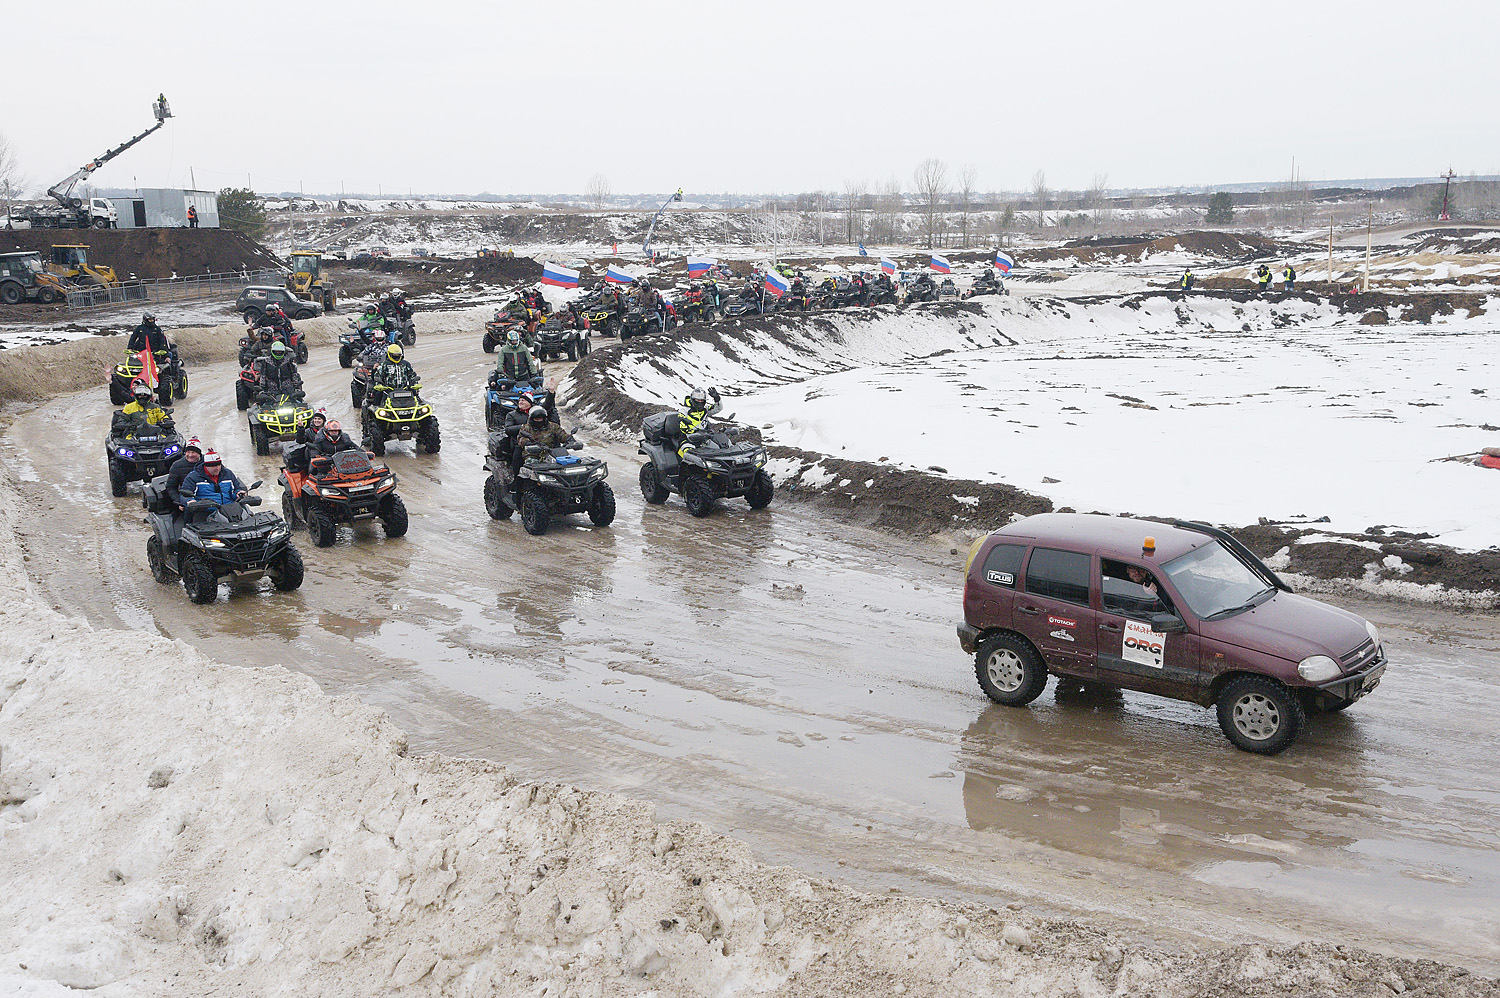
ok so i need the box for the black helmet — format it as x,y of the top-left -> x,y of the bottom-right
142,311 -> 156,322
258,328 -> 274,341
528,406 -> 550,426
638,278 -> 652,290
131,380 -> 154,401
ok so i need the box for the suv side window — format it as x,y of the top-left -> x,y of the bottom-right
981,543 -> 1025,588
1024,547 -> 1092,607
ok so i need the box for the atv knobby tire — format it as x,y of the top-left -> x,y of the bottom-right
339,343 -> 354,368
281,491 -> 300,528
520,490 -> 550,536
418,417 -> 441,454
484,476 -> 513,520
146,535 -> 172,583
746,470 -> 774,509
181,552 -> 219,604
307,508 -> 338,548
252,423 -> 271,457
364,416 -> 386,456
684,477 -> 717,518
380,495 -> 409,538
235,380 -> 251,411
108,458 -> 128,497
639,463 -> 669,504
271,545 -> 305,591
588,481 -> 616,527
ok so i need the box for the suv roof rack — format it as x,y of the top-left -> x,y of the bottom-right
1172,519 -> 1293,593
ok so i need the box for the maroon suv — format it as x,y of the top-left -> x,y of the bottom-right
957,513 -> 1386,754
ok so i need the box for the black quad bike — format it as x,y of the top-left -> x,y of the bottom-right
533,304 -> 591,361
142,478 -> 304,605
106,418 -> 186,497
278,444 -> 408,547
362,386 -> 441,455
904,276 -> 939,304
637,410 -> 774,517
620,305 -> 663,341
482,428 -> 615,536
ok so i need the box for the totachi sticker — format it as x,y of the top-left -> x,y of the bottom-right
1123,619 -> 1165,669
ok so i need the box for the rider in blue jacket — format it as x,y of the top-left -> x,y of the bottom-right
179,450 -> 247,507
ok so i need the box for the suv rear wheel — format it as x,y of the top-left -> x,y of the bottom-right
1216,676 -> 1304,754
975,633 -> 1048,707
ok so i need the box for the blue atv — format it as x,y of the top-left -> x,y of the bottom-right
483,375 -> 554,430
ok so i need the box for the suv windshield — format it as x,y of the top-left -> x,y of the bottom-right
1161,541 -> 1274,619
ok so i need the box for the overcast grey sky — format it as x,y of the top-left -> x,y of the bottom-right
5,0 -> 1498,198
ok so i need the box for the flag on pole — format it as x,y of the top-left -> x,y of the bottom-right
605,264 -> 633,284
763,269 -> 791,298
540,262 -> 580,288
136,348 -> 159,390
930,254 -> 951,273
612,242 -> 618,255
686,255 -> 716,278
858,242 -> 868,257
994,250 -> 1014,274
879,257 -> 897,275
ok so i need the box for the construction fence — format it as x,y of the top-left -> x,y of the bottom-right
64,268 -> 284,312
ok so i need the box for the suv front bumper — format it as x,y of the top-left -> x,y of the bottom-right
1315,656 -> 1386,701
957,622 -> 980,655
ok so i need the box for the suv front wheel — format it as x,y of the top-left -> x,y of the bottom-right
1216,676 -> 1305,754
975,633 -> 1048,707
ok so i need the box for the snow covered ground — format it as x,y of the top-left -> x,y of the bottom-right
598,295 -> 1500,550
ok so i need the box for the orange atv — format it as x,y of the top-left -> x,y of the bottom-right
278,444 -> 408,547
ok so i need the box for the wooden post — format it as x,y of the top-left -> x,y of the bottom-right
1363,205 -> 1373,292
1327,221 -> 1334,291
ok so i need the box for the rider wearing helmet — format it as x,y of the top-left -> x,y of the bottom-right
253,340 -> 304,402
369,342 -> 420,407
127,312 -> 169,354
310,418 -> 359,458
672,385 -> 722,460
513,405 -> 573,475
117,379 -> 171,427
493,326 -> 540,383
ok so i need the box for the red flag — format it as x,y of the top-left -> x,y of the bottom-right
612,242 -> 618,255
136,348 -> 159,389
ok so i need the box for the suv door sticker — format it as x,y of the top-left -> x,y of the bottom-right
1123,619 -> 1165,669
1048,614 -> 1077,642
986,570 -> 1014,586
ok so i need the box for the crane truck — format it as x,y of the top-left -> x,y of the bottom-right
13,94 -> 172,229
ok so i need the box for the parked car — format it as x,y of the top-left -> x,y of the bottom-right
411,247 -> 432,258
235,286 -> 322,321
956,513 -> 1386,754
370,246 -> 391,258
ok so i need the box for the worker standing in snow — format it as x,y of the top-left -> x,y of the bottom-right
1179,269 -> 1194,291
1282,264 -> 1296,292
1254,264 -> 1273,293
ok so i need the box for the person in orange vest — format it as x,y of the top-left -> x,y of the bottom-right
187,205 -> 199,229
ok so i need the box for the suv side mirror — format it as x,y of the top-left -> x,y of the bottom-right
1149,612 -> 1187,634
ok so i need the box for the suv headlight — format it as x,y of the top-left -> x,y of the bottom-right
1364,621 -> 1381,648
1297,655 -> 1341,682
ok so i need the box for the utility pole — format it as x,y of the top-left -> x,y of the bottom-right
1327,219 -> 1334,290
1439,168 -> 1456,221
1362,204 -> 1373,293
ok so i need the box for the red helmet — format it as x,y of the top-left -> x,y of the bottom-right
324,419 -> 342,442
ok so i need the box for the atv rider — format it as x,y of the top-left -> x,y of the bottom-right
909,272 -> 936,300
377,288 -> 412,324
115,380 -> 172,429
671,386 -> 723,460
165,437 -> 204,512
512,405 -> 574,477
521,286 -> 551,316
295,409 -> 329,446
127,312 -> 169,354
308,419 -> 360,472
253,341 -> 304,403
254,303 -> 294,340
492,328 -> 541,384
180,450 -> 248,514
367,343 -> 420,409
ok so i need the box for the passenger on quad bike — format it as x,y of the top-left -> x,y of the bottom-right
181,450 -> 248,509
117,380 -> 171,427
522,286 -> 551,316
165,438 -> 204,511
378,288 -> 413,323
296,409 -> 329,446
253,342 -> 304,403
494,328 -> 541,382
513,405 -> 572,475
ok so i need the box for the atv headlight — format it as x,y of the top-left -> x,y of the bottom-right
754,448 -> 767,467
117,447 -> 135,459
205,538 -> 226,548
379,475 -> 395,489
380,409 -> 395,418
1297,655 -> 1341,682
1364,621 -> 1381,649
269,524 -> 289,539
163,444 -> 180,458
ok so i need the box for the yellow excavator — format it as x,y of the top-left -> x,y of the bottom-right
285,251 -> 337,311
47,244 -> 118,287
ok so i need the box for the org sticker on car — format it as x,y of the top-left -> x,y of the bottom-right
985,570 -> 1014,586
1123,619 -> 1165,669
1047,615 -> 1077,629
1050,628 -> 1075,643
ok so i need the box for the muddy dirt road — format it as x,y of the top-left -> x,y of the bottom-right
4,326 -> 1498,973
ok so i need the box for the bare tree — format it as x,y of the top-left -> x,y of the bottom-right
1088,172 -> 1109,227
913,158 -> 949,248
1,132 -> 28,225
957,165 -> 978,249
1031,170 -> 1049,229
874,175 -> 903,243
842,178 -> 868,244
585,173 -> 611,210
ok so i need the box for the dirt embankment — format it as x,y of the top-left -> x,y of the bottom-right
327,255 -> 541,285
567,298 -> 1500,602
0,228 -> 283,281
1025,231 -> 1289,266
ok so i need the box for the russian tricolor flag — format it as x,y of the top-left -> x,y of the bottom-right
880,257 -> 897,275
686,256 -> 716,278
605,264 -> 633,285
763,269 -> 790,298
930,254 -> 951,274
540,262 -> 580,289
995,251 -> 1014,274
